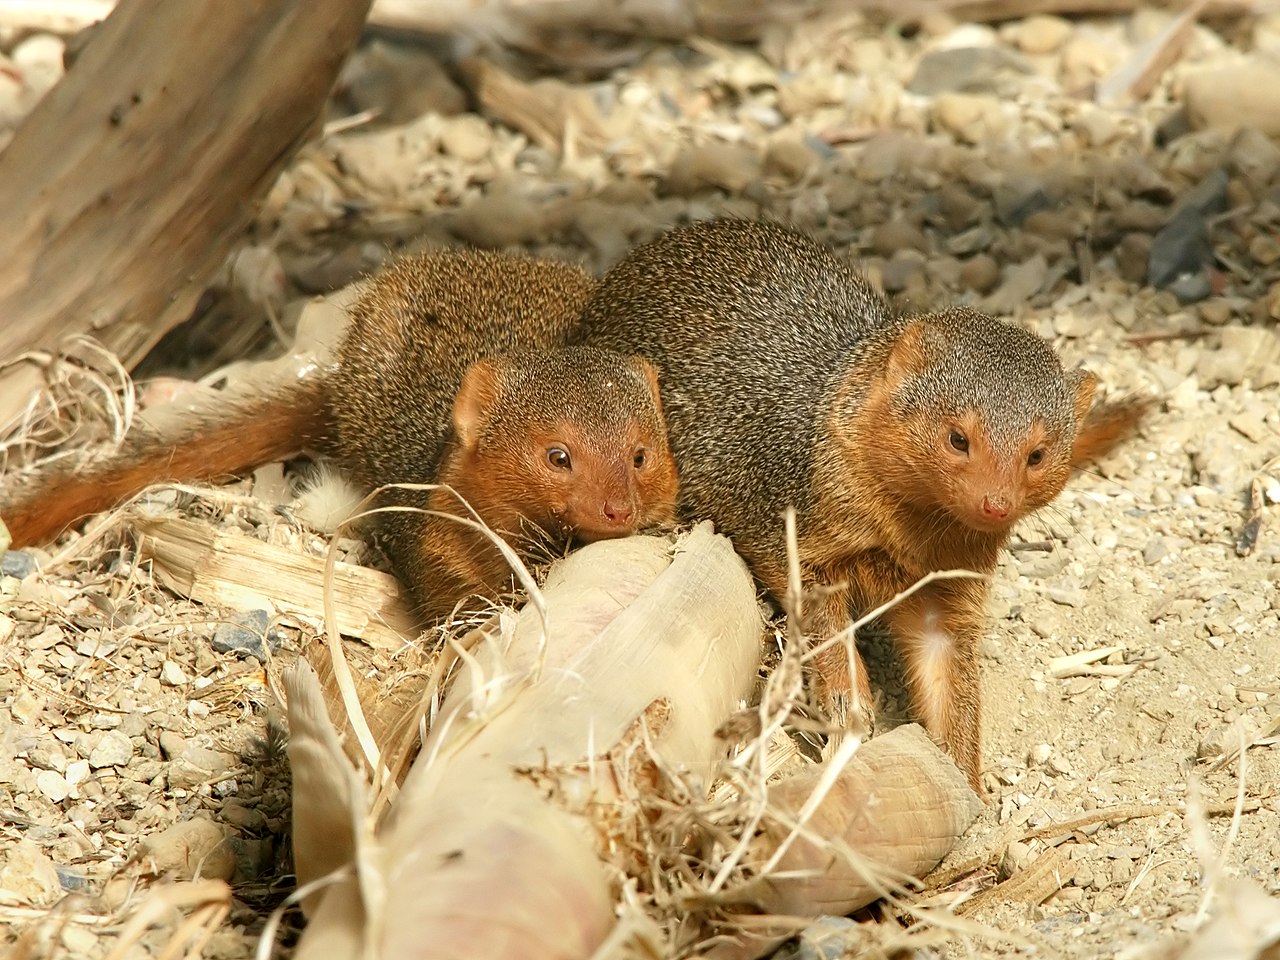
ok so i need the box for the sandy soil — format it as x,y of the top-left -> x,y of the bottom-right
2,5 -> 1278,959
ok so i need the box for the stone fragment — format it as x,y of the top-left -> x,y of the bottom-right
169,744 -> 234,790
959,253 -> 1000,293
161,660 -> 189,686
0,839 -> 61,906
869,220 -> 928,257
88,730 -> 133,769
1148,206 -> 1211,290
1,551 -> 35,578
138,818 -> 236,881
449,192 -> 546,249
932,93 -> 1007,146
1115,233 -> 1153,284
982,254 -> 1048,314
993,175 -> 1051,227
1185,62 -> 1280,136
764,138 -> 818,181
908,46 -> 1032,96
212,609 -> 271,660
1228,127 -> 1280,186
439,114 -> 494,163
1009,15 -> 1072,54
665,141 -> 761,195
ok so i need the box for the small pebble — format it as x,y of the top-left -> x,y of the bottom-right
959,253 -> 1000,293
212,609 -> 271,660
88,730 -> 133,769
1,551 -> 36,578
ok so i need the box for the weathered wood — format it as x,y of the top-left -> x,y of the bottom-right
135,516 -> 416,651
0,0 -> 373,435
288,525 -> 764,960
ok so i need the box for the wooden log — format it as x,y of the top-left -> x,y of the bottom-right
286,524 -> 764,960
0,0 -> 373,436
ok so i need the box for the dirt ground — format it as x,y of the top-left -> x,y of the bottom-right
1,4 -> 1278,959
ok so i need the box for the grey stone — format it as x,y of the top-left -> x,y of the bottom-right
1,551 -> 36,578
1149,206 -> 1212,290
212,609 -> 271,659
993,175 -> 1051,227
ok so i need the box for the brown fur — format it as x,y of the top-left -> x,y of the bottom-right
402,348 -> 678,622
577,218 -> 1149,792
1,249 -> 679,625
2,379 -> 326,547
1070,394 -> 1154,470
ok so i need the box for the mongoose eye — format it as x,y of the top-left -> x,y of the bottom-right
633,449 -> 648,470
948,430 -> 969,453
1026,448 -> 1046,468
547,448 -> 572,471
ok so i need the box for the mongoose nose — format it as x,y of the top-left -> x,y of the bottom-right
603,501 -> 635,527
981,495 -> 1010,520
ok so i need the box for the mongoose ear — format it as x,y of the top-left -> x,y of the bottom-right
630,356 -> 665,410
884,321 -> 932,384
453,358 -> 504,450
1067,367 -> 1098,425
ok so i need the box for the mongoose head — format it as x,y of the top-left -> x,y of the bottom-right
859,308 -> 1096,534
448,348 -> 679,543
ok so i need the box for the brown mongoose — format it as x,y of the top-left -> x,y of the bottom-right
573,217 -> 1148,791
1,249 -> 679,622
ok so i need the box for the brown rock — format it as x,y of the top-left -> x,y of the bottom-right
938,184 -> 985,231
665,141 -> 761,195
765,137 -> 819,181
869,220 -> 928,257
1115,232 -> 1153,285
1268,280 -> 1280,321
932,93 -> 1007,145
449,192 -> 546,248
959,253 -> 1001,293
1009,15 -> 1072,55
1023,210 -> 1078,241
881,251 -> 926,293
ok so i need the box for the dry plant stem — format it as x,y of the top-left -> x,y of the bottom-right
5,0 -> 1256,45
925,795 -> 1266,892
1094,0 -> 1207,104
0,0 -> 373,435
100,880 -> 232,960
955,847 -> 1073,915
1193,734 -> 1249,923
0,0 -> 112,32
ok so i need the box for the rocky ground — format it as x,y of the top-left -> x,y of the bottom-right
1,4 -> 1279,959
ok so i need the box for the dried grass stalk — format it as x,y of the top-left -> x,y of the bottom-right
285,523 -> 763,959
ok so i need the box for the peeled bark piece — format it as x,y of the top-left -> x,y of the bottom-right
0,0 -> 373,435
746,723 -> 983,918
287,523 -> 764,960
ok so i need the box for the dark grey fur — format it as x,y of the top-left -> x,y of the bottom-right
575,218 -> 1075,553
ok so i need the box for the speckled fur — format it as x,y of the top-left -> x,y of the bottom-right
576,218 -> 1120,791
328,248 -> 676,619
330,248 -> 597,487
